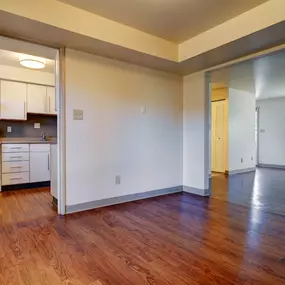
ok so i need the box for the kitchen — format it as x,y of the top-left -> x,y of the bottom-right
0,39 -> 58,211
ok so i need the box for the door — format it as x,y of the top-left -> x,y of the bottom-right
0,80 -> 27,120
212,101 -> 225,172
30,152 -> 50,182
27,84 -> 47,114
47,87 -> 56,114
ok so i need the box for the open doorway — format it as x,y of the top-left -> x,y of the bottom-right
0,36 -> 63,221
209,49 -> 285,216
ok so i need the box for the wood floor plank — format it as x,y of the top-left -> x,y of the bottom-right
1,187 -> 285,284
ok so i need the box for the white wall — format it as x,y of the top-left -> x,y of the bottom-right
0,65 -> 54,85
257,98 -> 285,166
228,88 -> 256,171
183,72 -> 210,192
65,49 -> 183,206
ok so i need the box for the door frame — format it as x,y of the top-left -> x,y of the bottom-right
255,107 -> 260,167
55,47 -> 66,215
0,35 -> 66,215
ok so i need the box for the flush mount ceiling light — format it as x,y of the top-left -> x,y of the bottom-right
19,55 -> 46,69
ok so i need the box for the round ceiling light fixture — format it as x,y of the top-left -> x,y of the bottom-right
19,55 -> 46,69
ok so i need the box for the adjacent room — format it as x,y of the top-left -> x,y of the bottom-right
210,50 -> 285,215
0,37 -> 59,221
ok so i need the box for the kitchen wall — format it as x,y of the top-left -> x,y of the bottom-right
0,114 -> 57,138
257,97 -> 285,167
0,65 -> 54,86
228,88 -> 256,172
65,49 -> 183,206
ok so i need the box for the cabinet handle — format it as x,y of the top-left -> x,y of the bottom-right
48,153 -> 50,170
11,147 -> 22,149
10,166 -> 22,168
24,101 -> 26,118
10,177 -> 22,180
49,96 -> 51,113
10,156 -> 23,158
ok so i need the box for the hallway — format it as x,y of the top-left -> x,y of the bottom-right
211,168 -> 285,216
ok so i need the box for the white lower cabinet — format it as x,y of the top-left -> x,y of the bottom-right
30,144 -> 50,183
1,143 -> 51,187
2,172 -> 29,186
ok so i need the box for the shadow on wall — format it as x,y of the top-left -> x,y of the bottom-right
0,114 -> 57,138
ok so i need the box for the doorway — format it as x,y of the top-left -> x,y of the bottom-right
0,36 -> 65,217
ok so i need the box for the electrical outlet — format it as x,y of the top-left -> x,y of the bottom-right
241,158 -> 243,163
251,156 -> 253,161
7,126 -> 12,133
34,123 -> 40,129
73,109 -> 83,120
115,175 -> 121,185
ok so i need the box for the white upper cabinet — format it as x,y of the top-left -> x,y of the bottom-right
0,80 -> 27,120
47,87 -> 56,114
27,84 -> 47,114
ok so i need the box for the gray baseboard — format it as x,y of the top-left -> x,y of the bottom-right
258,164 -> 285,170
183,186 -> 210,197
227,167 -> 256,175
66,185 -> 183,214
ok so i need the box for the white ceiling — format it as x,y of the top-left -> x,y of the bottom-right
0,37 -> 56,73
0,49 -> 55,73
58,0 -> 268,43
211,50 -> 285,100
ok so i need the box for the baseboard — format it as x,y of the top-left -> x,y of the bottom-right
258,164 -> 285,170
1,181 -> 50,191
227,167 -> 256,175
66,186 -> 183,214
183,186 -> 210,197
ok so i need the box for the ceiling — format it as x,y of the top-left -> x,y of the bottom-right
0,49 -> 55,73
0,37 -> 56,73
211,50 -> 285,100
58,0 -> 268,43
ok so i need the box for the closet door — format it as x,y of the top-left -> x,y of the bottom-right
212,100 -> 225,172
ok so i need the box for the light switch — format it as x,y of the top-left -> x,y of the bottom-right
141,106 -> 146,114
34,123 -> 41,129
7,126 -> 12,133
73,109 -> 84,120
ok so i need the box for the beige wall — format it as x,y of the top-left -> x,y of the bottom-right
65,49 -> 183,206
211,88 -> 229,171
179,0 -> 285,61
183,73 -> 210,193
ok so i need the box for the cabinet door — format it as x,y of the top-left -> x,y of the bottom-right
27,84 -> 47,114
47,87 -> 56,114
0,81 -> 27,120
30,152 -> 50,182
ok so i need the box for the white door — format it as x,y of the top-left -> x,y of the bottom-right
212,101 -> 225,172
47,87 -> 56,114
30,152 -> 50,182
0,80 -> 27,120
27,84 -> 47,114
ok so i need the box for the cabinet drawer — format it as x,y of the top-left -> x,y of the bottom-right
30,144 -> 50,152
2,161 -> 29,174
2,144 -> 29,153
2,152 -> 29,162
2,172 -> 29,186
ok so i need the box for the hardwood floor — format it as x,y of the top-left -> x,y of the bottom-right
211,167 -> 285,215
1,187 -> 285,284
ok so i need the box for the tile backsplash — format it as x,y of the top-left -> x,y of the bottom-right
0,114 -> 57,138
